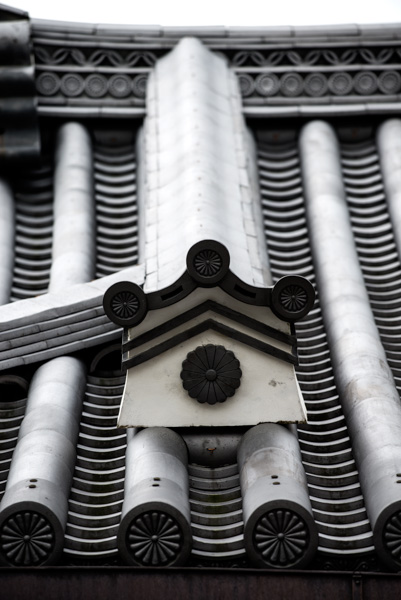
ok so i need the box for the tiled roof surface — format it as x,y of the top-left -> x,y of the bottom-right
1,18 -> 401,573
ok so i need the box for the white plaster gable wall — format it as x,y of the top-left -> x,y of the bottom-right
120,330 -> 306,427
119,287 -> 306,427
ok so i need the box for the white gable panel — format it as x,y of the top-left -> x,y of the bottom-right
119,329 -> 306,427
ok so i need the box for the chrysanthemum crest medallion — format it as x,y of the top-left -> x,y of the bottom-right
180,344 -> 242,405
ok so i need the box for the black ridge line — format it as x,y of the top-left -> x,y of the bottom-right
122,299 -> 294,353
146,272 -> 196,310
144,269 -> 273,312
219,271 -> 272,306
122,318 -> 297,370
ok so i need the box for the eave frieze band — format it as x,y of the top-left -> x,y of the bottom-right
31,25 -> 401,118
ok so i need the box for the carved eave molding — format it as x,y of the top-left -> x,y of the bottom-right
103,240 -> 315,427
30,19 -> 401,119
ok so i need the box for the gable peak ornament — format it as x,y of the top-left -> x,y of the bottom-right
103,240 -> 315,428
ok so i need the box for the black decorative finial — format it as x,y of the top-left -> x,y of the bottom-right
181,344 -> 242,405
253,509 -> 309,568
383,511 -> 401,565
0,511 -> 55,566
103,281 -> 147,327
186,240 -> 230,286
111,291 -> 140,319
126,511 -> 183,566
194,249 -> 222,277
280,284 -> 307,312
271,275 -> 315,321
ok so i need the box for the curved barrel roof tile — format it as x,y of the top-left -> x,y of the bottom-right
300,121 -> 401,565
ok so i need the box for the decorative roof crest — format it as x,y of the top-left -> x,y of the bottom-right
103,240 -> 315,428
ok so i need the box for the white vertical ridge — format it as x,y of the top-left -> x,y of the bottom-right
142,37 -> 270,292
